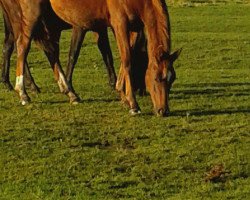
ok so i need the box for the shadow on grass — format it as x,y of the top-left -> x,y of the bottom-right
176,82 -> 250,88
38,97 -> 120,105
81,97 -> 120,103
173,82 -> 250,97
140,108 -> 250,118
109,181 -> 138,189
172,108 -> 250,117
39,100 -> 69,105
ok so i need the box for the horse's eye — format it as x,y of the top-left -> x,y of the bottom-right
160,52 -> 169,61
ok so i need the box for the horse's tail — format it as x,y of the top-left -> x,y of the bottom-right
32,18 -> 55,53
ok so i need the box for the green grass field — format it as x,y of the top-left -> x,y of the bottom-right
0,2 -> 249,200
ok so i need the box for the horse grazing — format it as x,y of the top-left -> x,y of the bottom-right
50,0 -> 181,116
0,0 -> 117,104
0,11 -> 151,97
0,5 -> 175,104
130,31 -> 178,97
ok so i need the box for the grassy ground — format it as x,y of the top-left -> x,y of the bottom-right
0,2 -> 249,200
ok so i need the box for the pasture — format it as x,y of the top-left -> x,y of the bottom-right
0,1 -> 249,199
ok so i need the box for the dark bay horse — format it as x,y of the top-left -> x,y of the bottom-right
50,0 -> 181,116
0,0 -> 117,104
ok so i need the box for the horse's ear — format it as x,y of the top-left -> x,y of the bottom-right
170,48 -> 182,62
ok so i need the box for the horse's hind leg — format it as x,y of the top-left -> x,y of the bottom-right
44,34 -> 80,104
96,29 -> 117,89
24,61 -> 41,93
1,14 -> 40,93
1,15 -> 14,90
66,27 -> 86,93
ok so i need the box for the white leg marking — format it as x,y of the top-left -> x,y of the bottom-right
15,75 -> 24,93
58,72 -> 68,93
15,75 -> 27,105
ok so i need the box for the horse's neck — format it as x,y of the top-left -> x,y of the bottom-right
145,20 -> 170,62
143,0 -> 171,61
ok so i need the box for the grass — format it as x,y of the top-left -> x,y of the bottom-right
0,2 -> 250,200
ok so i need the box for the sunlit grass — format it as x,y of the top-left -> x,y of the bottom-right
0,3 -> 249,200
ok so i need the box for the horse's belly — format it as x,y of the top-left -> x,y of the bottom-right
50,0 -> 107,30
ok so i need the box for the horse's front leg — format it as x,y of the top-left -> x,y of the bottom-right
15,35 -> 31,105
66,27 -> 86,93
44,36 -> 80,104
113,23 -> 140,115
96,29 -> 117,89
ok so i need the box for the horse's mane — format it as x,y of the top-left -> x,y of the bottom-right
151,0 -> 171,53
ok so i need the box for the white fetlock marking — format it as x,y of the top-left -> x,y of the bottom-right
15,75 -> 29,105
58,72 -> 68,93
15,75 -> 26,99
15,75 -> 24,91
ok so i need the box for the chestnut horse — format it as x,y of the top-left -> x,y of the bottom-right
0,0 -> 117,104
50,0 -> 181,116
0,14 -> 177,100
0,13 -> 117,92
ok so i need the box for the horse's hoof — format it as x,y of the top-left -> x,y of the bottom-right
21,100 -> 28,106
20,94 -> 31,106
20,98 -> 30,106
67,91 -> 81,105
70,96 -> 81,105
129,108 -> 141,116
156,109 -> 170,117
71,99 -> 80,105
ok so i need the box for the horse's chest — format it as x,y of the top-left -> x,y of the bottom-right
128,17 -> 143,32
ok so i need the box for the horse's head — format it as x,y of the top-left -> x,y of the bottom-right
145,48 -> 181,117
